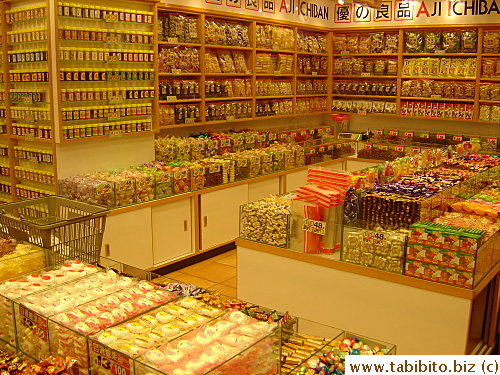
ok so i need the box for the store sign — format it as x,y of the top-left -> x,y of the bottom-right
163,0 -> 500,27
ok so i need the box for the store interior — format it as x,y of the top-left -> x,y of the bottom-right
0,0 -> 499,374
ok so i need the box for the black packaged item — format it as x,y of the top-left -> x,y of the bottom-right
424,31 -> 441,53
405,31 -> 423,53
442,31 -> 460,53
461,30 -> 478,53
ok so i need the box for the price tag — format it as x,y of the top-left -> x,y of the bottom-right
290,131 -> 297,138
257,134 -> 266,142
300,130 -> 307,136
488,137 -> 498,145
431,94 -> 442,99
318,146 -> 325,153
435,50 -> 445,55
363,143 -> 372,149
362,231 -> 388,246
336,142 -> 343,148
303,218 -> 327,235
309,129 -> 315,135
395,145 -> 405,152
245,70 -> 251,75
453,135 -> 463,142
28,156 -> 38,163
340,51 -> 350,55
209,164 -> 220,173
104,13 -> 118,22
325,126 -> 332,133
107,55 -> 119,62
25,133 -> 35,141
389,129 -> 398,136
166,96 -> 177,103
272,45 -> 280,51
410,146 -> 421,154
19,304 -> 48,342
96,183 -> 112,195
404,131 -> 414,138
90,341 -> 132,375
327,144 -> 334,151
312,72 -> 318,76
437,133 -> 446,140
220,139 -> 231,148
361,72 -> 371,77
109,130 -> 122,138
185,118 -> 194,124
107,112 -> 120,120
167,37 -> 179,44
317,128 -> 324,134
420,132 -> 430,139
268,132 -> 276,141
171,69 -> 182,75
109,96 -> 122,103
308,148 -> 316,154
374,129 -> 383,135
226,115 -> 235,122
379,144 -> 388,150
357,109 -> 367,115
23,96 -> 33,104
106,36 -> 118,43
280,132 -> 288,139
25,114 -> 34,122
273,71 -> 282,76
470,136 -> 480,142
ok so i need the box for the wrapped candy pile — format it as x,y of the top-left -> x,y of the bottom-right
240,194 -> 295,247
450,185 -> 500,218
0,239 -> 45,281
0,350 -> 78,375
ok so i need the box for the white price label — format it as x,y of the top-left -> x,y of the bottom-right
303,218 -> 327,235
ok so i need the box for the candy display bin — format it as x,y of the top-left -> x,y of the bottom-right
0,196 -> 108,265
59,176 -> 115,209
289,200 -> 343,256
0,246 -> 46,281
341,223 -> 408,274
13,263 -> 170,362
0,260 -> 100,348
132,310 -> 281,375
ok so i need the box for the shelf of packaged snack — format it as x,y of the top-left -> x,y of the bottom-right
6,18 -> 46,25
203,73 -> 252,77
58,16 -> 152,26
297,94 -> 328,98
297,51 -> 329,57
333,111 -> 398,117
10,135 -> 52,143
205,117 -> 253,125
332,53 -> 398,57
479,100 -> 500,103
401,76 -> 476,80
334,75 -> 397,79
205,45 -> 253,51
255,73 -> 294,77
107,156 -> 366,216
59,40 -> 155,47
480,78 -> 500,81
255,95 -> 294,100
237,238 -> 500,300
296,74 -> 328,78
400,97 -> 475,102
60,130 -> 156,143
402,53 -> 478,57
333,94 -> 396,99
159,99 -> 202,104
401,115 -> 475,122
7,40 -> 47,46
204,97 -> 251,102
158,73 -> 202,77
157,42 -> 202,48
63,98 -> 154,105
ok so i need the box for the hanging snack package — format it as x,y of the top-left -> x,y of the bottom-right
403,58 -> 413,76
370,33 -> 385,54
347,34 -> 359,54
483,31 -> 500,54
405,31 -> 423,53
333,34 -> 347,54
439,58 -> 451,77
461,30 -> 477,53
424,31 -> 441,53
384,33 -> 399,53
359,34 -> 371,54
442,31 -> 461,53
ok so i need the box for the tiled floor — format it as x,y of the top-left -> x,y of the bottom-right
156,250 -> 237,298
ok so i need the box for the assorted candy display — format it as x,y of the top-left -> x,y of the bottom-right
401,101 -> 474,120
331,99 -> 397,114
333,32 -> 398,54
333,57 -> 398,76
401,80 -> 475,99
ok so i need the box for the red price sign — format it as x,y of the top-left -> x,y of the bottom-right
268,132 -> 276,141
363,143 -> 372,149
325,127 -> 332,133
374,129 -> 383,135
411,147 -> 421,154
379,144 -> 388,150
404,131 -> 414,138
389,130 -> 398,136
309,129 -> 315,135
437,133 -> 445,140
19,304 -> 48,342
300,130 -> 307,136
395,145 -> 404,152
470,136 -> 480,142
453,135 -> 463,142
327,144 -> 334,151
488,137 -> 498,145
91,342 -> 131,375
420,132 -> 429,139
319,146 -> 325,152
290,132 -> 297,138
280,132 -> 288,139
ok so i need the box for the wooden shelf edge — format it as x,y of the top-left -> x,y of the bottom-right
236,238 -> 500,300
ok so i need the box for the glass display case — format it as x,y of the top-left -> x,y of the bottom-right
0,243 -> 46,280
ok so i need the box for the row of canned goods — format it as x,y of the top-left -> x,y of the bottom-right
0,165 -> 9,177
59,68 -> 154,82
59,48 -> 155,63
61,104 -> 152,121
10,108 -> 50,122
0,182 -> 11,195
9,70 -> 49,83
13,147 -> 54,164
14,166 -> 55,185
7,50 -> 49,64
58,2 -> 154,24
59,27 -> 154,45
63,120 -> 153,139
5,5 -> 46,23
12,124 -> 52,139
7,28 -> 47,44
0,146 -> 8,157
15,185 -> 52,199
10,90 -> 46,103
61,87 -> 154,102
0,123 -> 6,135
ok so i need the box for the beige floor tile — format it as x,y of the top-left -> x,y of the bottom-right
172,273 -> 217,289
163,270 -> 184,278
187,262 -> 237,283
217,254 -> 237,267
178,259 -> 215,273
208,284 -> 237,298
220,276 -> 237,288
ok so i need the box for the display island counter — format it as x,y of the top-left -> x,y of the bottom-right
236,238 -> 500,355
